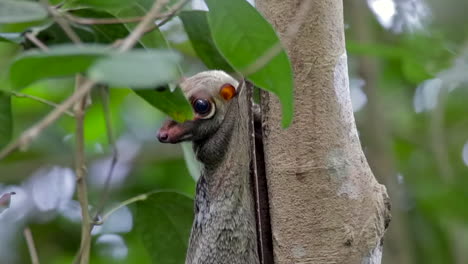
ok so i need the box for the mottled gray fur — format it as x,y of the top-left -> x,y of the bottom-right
179,71 -> 259,264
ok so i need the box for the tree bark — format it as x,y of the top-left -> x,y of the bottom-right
256,0 -> 391,263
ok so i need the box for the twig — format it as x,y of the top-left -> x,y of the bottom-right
65,14 -> 145,25
142,0 -> 190,36
241,0 -> 313,76
23,227 -> 40,264
92,86 -> 119,221
157,0 -> 190,28
73,75 -> 92,264
10,91 -> 74,117
64,1 -> 187,26
429,87 -> 453,182
24,33 -> 49,51
40,0 -> 82,44
118,0 -> 171,51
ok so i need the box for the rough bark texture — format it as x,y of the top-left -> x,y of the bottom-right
256,0 -> 391,263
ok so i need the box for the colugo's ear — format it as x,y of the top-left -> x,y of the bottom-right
219,83 -> 237,100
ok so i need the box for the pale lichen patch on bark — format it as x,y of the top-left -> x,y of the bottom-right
333,53 -> 351,110
327,148 -> 360,200
333,52 -> 359,140
291,245 -> 306,259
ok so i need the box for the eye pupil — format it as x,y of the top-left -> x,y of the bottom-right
194,99 -> 211,115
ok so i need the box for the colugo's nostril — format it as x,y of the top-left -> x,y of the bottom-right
157,131 -> 169,142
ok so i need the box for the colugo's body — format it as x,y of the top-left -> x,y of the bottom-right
157,71 -> 259,264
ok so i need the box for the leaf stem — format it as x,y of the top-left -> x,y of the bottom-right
92,86 -> 119,222
99,193 -> 150,224
40,0 -> 82,44
24,33 -> 49,51
23,227 -> 40,264
9,91 -> 74,117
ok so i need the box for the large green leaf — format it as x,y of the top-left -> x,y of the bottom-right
0,91 -> 12,148
179,11 -> 233,72
88,50 -> 180,88
9,44 -> 112,89
136,191 -> 193,264
205,0 -> 294,127
0,0 -> 48,24
135,86 -> 193,123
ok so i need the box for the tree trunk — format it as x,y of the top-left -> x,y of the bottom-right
256,0 -> 391,263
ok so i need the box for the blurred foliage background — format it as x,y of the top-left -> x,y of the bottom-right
0,0 -> 467,263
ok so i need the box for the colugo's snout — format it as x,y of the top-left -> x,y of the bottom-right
157,119 -> 194,144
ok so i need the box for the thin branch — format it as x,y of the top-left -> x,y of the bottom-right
142,0 -> 190,36
64,0 -> 187,26
429,87 -> 454,182
73,75 -> 92,264
24,33 -> 49,51
118,0 -> 171,51
40,0 -> 82,44
65,14 -> 145,25
23,227 -> 40,264
156,0 -> 190,28
92,86 -> 119,221
241,0 -> 313,76
10,91 -> 74,117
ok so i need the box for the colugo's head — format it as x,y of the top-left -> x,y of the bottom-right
157,70 -> 239,144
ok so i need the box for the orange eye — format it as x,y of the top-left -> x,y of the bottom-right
219,84 -> 236,100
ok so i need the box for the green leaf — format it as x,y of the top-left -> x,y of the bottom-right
0,91 -> 12,148
0,32 -> 24,44
9,44 -> 112,89
179,11 -> 233,72
0,0 -> 48,24
181,142 -> 200,181
402,59 -> 432,84
88,50 -> 181,88
135,85 -> 193,123
205,0 -> 294,127
136,191 -> 193,264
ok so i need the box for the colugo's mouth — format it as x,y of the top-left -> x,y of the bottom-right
157,119 -> 194,144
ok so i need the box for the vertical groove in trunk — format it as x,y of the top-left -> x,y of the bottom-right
255,0 -> 391,263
